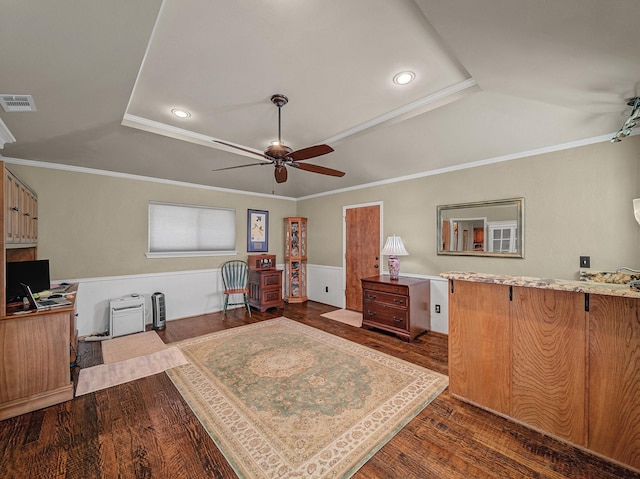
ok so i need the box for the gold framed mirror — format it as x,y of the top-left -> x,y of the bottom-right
437,198 -> 524,257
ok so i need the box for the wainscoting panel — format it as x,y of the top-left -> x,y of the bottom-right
428,276 -> 449,334
67,269 -> 225,337
66,266 -> 449,337
306,264 -> 345,309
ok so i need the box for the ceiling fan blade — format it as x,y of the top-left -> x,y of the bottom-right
288,144 -> 334,161
291,162 -> 345,177
213,140 -> 267,159
212,162 -> 271,172
274,165 -> 288,183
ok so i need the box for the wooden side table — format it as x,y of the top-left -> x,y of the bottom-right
248,269 -> 283,312
361,275 -> 430,342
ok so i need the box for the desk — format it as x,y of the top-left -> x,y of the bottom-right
0,285 -> 77,420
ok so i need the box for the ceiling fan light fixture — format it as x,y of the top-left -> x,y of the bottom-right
393,71 -> 415,85
171,108 -> 191,119
211,93 -> 343,183
610,97 -> 640,143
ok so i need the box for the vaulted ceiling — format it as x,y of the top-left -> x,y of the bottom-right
1,0 -> 639,198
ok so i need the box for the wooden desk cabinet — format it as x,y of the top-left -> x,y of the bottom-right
361,275 -> 430,342
0,288 -> 77,420
248,269 -> 283,312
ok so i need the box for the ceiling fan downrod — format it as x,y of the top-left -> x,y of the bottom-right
271,94 -> 288,145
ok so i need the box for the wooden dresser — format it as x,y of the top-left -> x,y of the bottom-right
248,269 -> 283,312
361,275 -> 430,342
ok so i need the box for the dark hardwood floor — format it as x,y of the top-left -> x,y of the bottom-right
1,301 -> 638,478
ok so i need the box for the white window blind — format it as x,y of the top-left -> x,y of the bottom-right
147,201 -> 236,258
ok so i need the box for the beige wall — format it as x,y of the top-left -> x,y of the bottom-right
5,165 -> 296,280
298,136 -> 640,280
5,135 -> 639,282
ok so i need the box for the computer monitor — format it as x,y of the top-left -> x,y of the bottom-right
6,259 -> 51,302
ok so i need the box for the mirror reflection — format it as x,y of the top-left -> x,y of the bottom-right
437,198 -> 524,257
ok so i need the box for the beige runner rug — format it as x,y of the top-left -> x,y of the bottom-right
76,331 -> 188,396
321,308 -> 363,327
102,330 -> 167,363
166,317 -> 448,478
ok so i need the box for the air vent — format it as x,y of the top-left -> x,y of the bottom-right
0,95 -> 36,112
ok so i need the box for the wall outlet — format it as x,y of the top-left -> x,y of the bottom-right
580,256 -> 590,268
325,286 -> 328,293
435,304 -> 441,314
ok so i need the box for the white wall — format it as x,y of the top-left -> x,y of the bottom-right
69,264 -> 449,337
306,264 -> 345,308
67,269 -> 226,336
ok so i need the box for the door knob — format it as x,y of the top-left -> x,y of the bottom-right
374,264 -> 379,268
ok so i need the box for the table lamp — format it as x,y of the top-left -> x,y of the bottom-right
381,235 -> 409,280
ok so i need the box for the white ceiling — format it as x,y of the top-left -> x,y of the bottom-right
1,0 -> 639,198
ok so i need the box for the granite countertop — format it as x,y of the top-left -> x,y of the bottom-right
441,271 -> 640,298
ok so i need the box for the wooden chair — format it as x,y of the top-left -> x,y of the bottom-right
221,260 -> 251,318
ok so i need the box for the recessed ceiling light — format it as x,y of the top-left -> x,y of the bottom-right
171,108 -> 191,119
393,71 -> 415,85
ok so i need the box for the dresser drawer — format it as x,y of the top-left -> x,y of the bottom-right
261,288 -> 282,303
363,289 -> 407,308
259,272 -> 282,287
363,303 -> 408,330
361,281 -> 408,296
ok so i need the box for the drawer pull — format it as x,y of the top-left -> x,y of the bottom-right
393,299 -> 404,305
366,294 -> 376,300
393,316 -> 403,323
367,310 -> 376,317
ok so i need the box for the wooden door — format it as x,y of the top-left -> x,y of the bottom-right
511,287 -> 586,445
448,280 -> 511,414
345,205 -> 380,311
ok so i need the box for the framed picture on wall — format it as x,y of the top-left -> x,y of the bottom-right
247,209 -> 269,252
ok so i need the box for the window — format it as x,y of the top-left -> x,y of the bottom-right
147,201 -> 236,258
488,220 -> 517,253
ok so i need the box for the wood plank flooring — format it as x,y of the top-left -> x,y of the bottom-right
1,301 -> 638,478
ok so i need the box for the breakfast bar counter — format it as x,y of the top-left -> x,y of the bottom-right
443,271 -> 640,472
441,271 -> 640,298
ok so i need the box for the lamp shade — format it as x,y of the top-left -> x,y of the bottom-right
381,235 -> 409,256
634,198 -> 640,226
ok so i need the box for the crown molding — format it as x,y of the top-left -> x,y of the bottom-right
0,117 -> 16,148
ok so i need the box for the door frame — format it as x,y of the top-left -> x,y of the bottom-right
342,201 -> 383,308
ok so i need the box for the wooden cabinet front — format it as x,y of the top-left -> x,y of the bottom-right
0,294 -> 77,420
248,269 -> 283,312
448,277 -> 640,471
448,280 -> 511,415
4,168 -> 37,247
588,294 -> 640,469
362,275 -> 429,342
511,286 -> 586,445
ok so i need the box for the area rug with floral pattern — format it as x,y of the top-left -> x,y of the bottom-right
166,317 -> 448,479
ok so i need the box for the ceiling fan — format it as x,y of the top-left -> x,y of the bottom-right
212,94 -> 345,184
